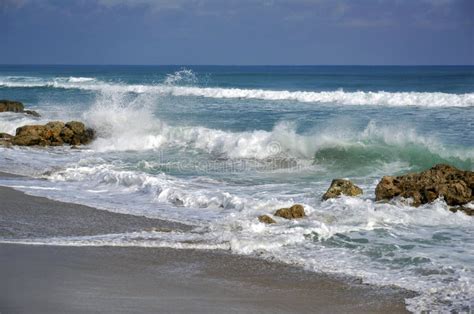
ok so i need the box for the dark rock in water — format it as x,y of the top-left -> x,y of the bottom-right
449,206 -> 474,216
0,132 -> 13,148
274,204 -> 305,219
322,179 -> 363,200
0,100 -> 24,112
12,121 -> 95,147
258,215 -> 276,224
0,100 -> 40,117
23,109 -> 41,117
375,164 -> 474,207
0,133 -> 13,140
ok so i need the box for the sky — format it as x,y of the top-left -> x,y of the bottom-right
1,0 -> 473,65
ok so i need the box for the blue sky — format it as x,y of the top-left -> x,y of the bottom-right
1,0 -> 473,65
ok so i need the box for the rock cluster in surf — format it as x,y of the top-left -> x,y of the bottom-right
259,164 -> 473,225
0,99 -> 40,117
258,204 -> 306,224
0,100 -> 94,147
11,121 -> 95,146
375,164 -> 473,214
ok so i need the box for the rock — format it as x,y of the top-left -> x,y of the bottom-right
0,133 -> 14,148
375,164 -> 474,207
23,110 -> 41,117
12,120 -> 94,146
322,179 -> 363,200
258,215 -> 276,224
12,134 -> 47,146
60,126 -> 75,143
0,100 -> 40,117
274,204 -> 305,219
65,121 -> 85,134
0,100 -> 24,112
449,206 -> 474,216
0,133 -> 13,140
0,140 -> 12,148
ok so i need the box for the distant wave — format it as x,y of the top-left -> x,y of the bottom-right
67,77 -> 96,83
1,76 -> 473,107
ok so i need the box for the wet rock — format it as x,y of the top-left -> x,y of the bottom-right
0,100 -> 40,117
12,121 -> 95,146
0,133 -> 13,140
375,164 -> 473,207
23,110 -> 40,117
274,204 -> 305,219
258,215 -> 276,224
65,121 -> 85,134
0,100 -> 24,112
322,179 -> 363,200
449,206 -> 474,216
0,133 -> 13,148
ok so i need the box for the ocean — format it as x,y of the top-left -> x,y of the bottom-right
0,65 -> 473,312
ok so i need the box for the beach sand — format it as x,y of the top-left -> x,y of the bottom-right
0,172 -> 413,313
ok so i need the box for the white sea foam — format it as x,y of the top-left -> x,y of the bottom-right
1,71 -> 473,312
67,76 -> 96,83
1,76 -> 473,107
80,97 -> 473,164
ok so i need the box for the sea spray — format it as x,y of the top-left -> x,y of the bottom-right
1,66 -> 473,312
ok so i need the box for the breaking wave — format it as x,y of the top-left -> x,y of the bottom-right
1,76 -> 473,107
82,99 -> 473,170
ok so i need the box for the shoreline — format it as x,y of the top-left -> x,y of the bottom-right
0,171 -> 414,313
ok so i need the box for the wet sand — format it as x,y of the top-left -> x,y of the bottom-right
0,172 -> 413,313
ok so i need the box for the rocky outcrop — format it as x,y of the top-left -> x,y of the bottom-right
375,164 -> 474,207
0,132 -> 13,148
258,215 -> 276,224
12,121 -> 94,146
0,100 -> 24,112
274,204 -> 306,219
322,179 -> 363,200
0,100 -> 40,117
0,133 -> 13,140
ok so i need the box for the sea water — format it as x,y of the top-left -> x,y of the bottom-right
0,65 -> 473,312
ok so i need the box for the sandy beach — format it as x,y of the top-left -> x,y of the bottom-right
0,172 -> 413,313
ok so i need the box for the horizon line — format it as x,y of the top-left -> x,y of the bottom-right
1,64 -> 473,67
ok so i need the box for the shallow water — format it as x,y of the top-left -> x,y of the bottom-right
0,65 -> 473,312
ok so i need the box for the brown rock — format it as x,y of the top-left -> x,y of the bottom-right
0,100 -> 40,117
12,121 -> 94,146
0,133 -> 13,140
274,204 -> 305,219
375,164 -> 473,207
45,121 -> 65,141
12,135 -> 48,146
65,121 -> 85,135
60,126 -> 75,143
258,215 -> 276,224
322,179 -> 363,200
0,100 -> 24,112
0,133 -> 13,148
14,125 -> 49,146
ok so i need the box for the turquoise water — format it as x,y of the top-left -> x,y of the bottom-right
0,65 -> 473,312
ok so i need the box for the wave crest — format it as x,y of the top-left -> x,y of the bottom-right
1,75 -> 473,107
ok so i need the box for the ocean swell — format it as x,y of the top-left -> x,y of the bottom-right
82,98 -> 473,170
1,76 -> 473,107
